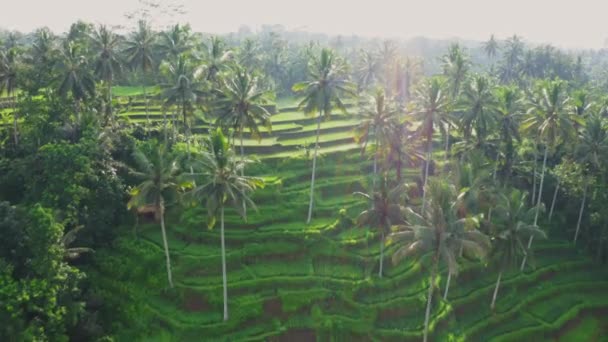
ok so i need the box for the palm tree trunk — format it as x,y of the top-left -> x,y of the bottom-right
306,114 -> 322,224
143,84 -> 149,124
423,255 -> 439,342
573,182 -> 588,244
444,125 -> 450,163
221,206 -> 229,321
11,93 -> 18,146
531,144 -> 538,205
159,199 -> 174,288
443,271 -> 452,300
490,271 -> 502,310
378,230 -> 384,278
162,107 -> 168,144
108,80 -> 113,123
549,181 -> 559,222
240,130 -> 247,220
421,138 -> 433,212
521,145 -> 548,271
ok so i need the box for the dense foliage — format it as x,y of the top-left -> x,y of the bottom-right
1,17 -> 608,341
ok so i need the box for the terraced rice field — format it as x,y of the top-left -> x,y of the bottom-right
81,92 -> 608,341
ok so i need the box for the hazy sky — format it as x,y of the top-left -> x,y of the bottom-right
2,0 -> 607,48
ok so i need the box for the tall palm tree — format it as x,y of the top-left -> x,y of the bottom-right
520,79 -> 579,270
161,55 -> 204,135
124,20 -> 155,123
354,88 -> 399,184
157,24 -> 192,62
90,25 -> 122,119
413,77 -> 451,211
214,66 -> 273,218
127,144 -> 182,288
387,123 -> 423,183
355,50 -> 382,91
292,48 -> 356,224
490,189 -> 546,309
0,48 -> 19,145
188,129 -> 263,321
238,38 -> 260,71
354,177 -> 406,278
500,35 -> 524,83
483,34 -> 500,61
442,44 -> 470,99
56,41 -> 96,124
573,114 -> 608,244
459,74 -> 497,146
495,86 -> 523,179
202,36 -> 233,83
391,178 -> 489,342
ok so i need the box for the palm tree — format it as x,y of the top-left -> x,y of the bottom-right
127,144 -> 182,288
292,48 -> 356,224
214,66 -> 273,218
188,129 -> 263,321
354,177 -> 406,278
124,20 -> 155,123
391,178 -> 489,342
387,123 -> 423,183
483,34 -> 500,61
238,38 -> 260,71
202,36 -> 233,83
573,114 -> 608,244
0,48 -> 19,145
495,86 -> 523,179
459,74 -> 497,146
355,50 -> 382,91
500,35 -> 524,83
157,24 -> 192,62
354,88 -> 399,184
520,79 -> 579,270
442,44 -> 470,99
413,77 -> 451,211
56,41 -> 96,124
90,25 -> 122,119
161,55 -> 205,137
490,189 -> 546,310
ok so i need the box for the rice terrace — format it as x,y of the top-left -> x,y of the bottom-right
0,1 -> 608,341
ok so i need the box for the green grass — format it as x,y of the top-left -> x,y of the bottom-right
113,85 -> 162,97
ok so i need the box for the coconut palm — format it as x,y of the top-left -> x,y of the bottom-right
201,36 -> 233,83
0,48 -> 19,145
391,178 -> 489,342
124,20 -> 155,123
56,41 -> 96,124
387,121 -> 423,183
90,25 -> 122,119
157,24 -> 193,62
520,79 -> 579,270
127,144 -> 182,288
214,66 -> 273,218
161,55 -> 205,133
500,35 -> 524,83
495,86 -> 523,179
238,38 -> 261,71
490,189 -> 546,309
459,74 -> 497,146
413,77 -> 451,211
292,48 -> 356,224
442,44 -> 470,99
573,114 -> 608,243
354,177 -> 407,278
354,88 -> 399,183
188,129 -> 263,321
483,34 -> 500,61
355,50 -> 382,91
